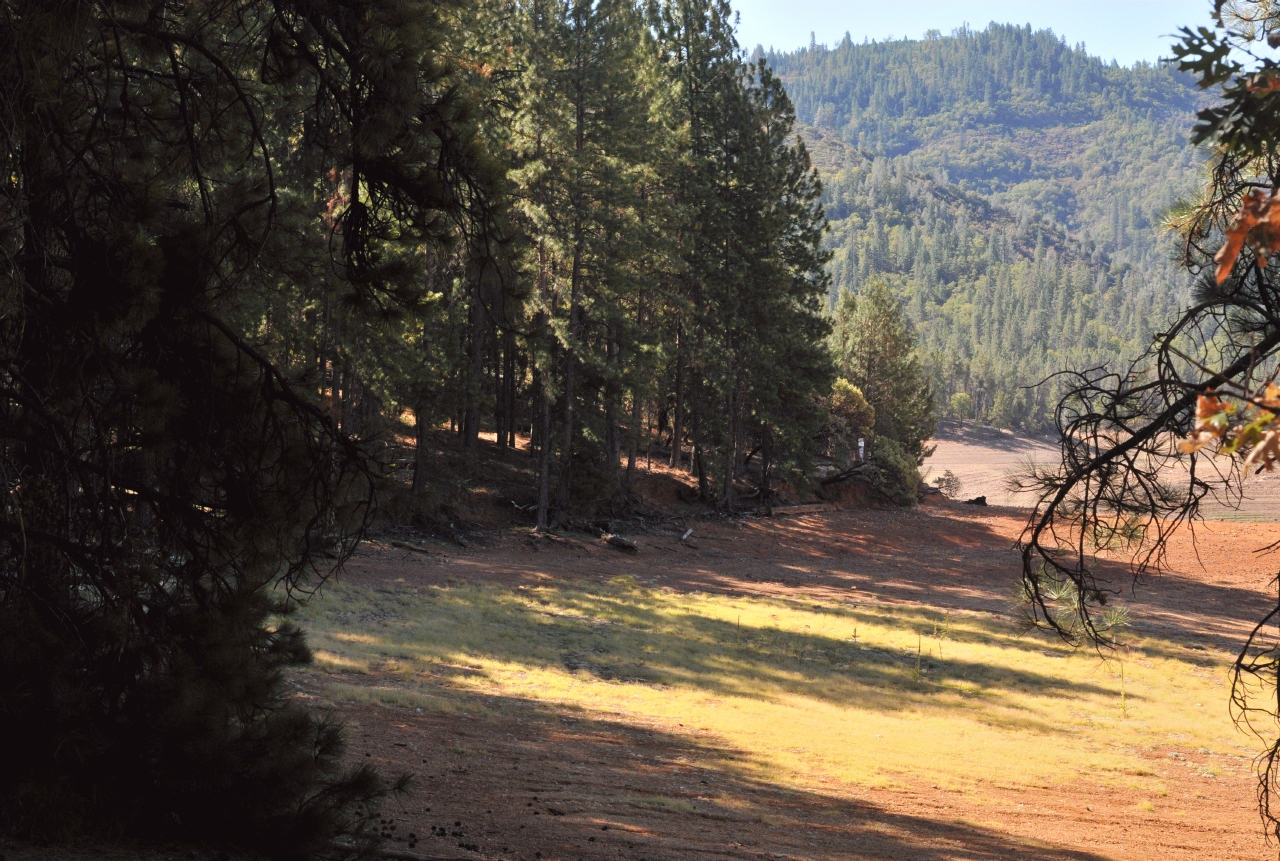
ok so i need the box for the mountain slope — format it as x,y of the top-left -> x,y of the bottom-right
766,25 -> 1211,430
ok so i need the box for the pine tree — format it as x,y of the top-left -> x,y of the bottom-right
0,1 -> 488,853
830,279 -> 937,465
506,0 -> 662,526
653,0 -> 832,505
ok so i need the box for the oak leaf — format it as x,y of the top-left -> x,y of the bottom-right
1182,393 -> 1234,452
1214,189 -> 1280,284
1179,430 -> 1218,453
1247,74 -> 1280,93
1196,392 -> 1229,418
1245,430 -> 1280,472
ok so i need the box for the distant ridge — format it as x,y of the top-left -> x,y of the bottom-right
773,24 -> 1211,432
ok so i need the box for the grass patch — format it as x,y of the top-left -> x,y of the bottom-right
295,576 -> 1245,794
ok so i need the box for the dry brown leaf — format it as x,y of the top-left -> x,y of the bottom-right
1196,392 -> 1228,418
1179,430 -> 1218,453
1247,74 -> 1280,93
1214,189 -> 1280,284
1245,430 -> 1280,472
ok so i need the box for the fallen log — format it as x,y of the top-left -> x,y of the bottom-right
602,533 -> 637,551
389,539 -> 431,554
819,463 -> 871,487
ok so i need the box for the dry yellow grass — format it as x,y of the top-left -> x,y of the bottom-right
293,574 -> 1252,796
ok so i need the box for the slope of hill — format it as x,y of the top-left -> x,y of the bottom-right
765,25 -> 1212,431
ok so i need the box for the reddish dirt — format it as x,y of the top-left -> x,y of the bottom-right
12,430 -> 1280,861
349,498 -> 1280,651
323,498 -> 1280,861
332,698 -> 1258,861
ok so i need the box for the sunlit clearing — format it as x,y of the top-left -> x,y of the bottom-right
296,576 -> 1244,795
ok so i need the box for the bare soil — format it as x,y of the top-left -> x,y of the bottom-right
11,429 -> 1280,861
326,495 -> 1279,861
928,419 -> 1280,520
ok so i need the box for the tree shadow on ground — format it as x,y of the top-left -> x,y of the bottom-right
684,508 -> 1274,650
304,574 -> 1124,736
932,419 -> 1059,452
334,685 -> 1113,861
361,477 -> 1273,652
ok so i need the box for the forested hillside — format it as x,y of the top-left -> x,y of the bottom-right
767,26 -> 1211,430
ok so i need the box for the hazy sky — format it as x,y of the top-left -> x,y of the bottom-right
733,0 -> 1214,66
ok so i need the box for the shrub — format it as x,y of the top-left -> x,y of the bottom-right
949,392 -> 976,420
932,469 -> 963,498
818,379 -> 875,464
864,437 -> 921,506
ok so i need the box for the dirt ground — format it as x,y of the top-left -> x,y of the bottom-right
928,419 -> 1280,520
319,497 -> 1280,861
11,427 -> 1280,861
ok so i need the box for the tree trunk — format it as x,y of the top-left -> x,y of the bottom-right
530,365 -> 542,459
694,442 -> 708,501
556,66 -> 590,522
412,401 -> 432,496
495,329 -> 508,453
626,393 -> 640,488
535,375 -> 553,530
670,323 -> 684,469
721,392 -> 740,509
554,297 -> 578,523
504,329 -> 517,448
759,435 -> 772,501
604,327 -> 620,485
721,441 -> 735,508
462,281 -> 484,462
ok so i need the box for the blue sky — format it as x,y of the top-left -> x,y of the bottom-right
733,0 -> 1214,66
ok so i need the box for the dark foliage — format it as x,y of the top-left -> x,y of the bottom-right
0,0 -> 484,855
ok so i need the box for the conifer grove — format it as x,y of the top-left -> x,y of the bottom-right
0,0 -> 915,855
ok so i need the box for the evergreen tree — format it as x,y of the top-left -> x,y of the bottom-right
0,1 -> 488,853
766,25 -> 1212,432
653,0 -> 832,505
830,280 -> 937,465
505,0 -> 664,526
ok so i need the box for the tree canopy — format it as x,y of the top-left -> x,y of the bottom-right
0,0 -> 489,853
0,0 -> 847,855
